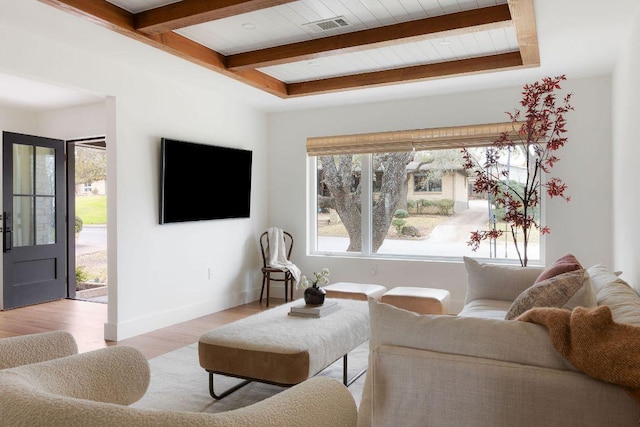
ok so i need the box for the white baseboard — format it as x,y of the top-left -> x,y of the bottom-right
103,289 -> 261,341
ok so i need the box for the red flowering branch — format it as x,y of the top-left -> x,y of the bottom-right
462,75 -> 573,266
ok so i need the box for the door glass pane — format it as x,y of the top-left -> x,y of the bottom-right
13,144 -> 34,195
35,146 -> 56,195
13,196 -> 34,247
35,196 -> 55,245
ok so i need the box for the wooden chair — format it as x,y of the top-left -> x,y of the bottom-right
259,231 -> 294,307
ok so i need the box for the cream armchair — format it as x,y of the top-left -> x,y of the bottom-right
0,330 -> 78,369
0,331 -> 357,426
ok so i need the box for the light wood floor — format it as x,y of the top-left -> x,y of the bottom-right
0,298 -> 285,359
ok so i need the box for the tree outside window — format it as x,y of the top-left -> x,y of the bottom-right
75,147 -> 106,187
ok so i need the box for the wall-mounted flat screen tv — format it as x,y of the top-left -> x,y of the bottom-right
160,138 -> 252,224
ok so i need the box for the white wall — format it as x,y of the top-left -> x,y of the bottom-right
612,6 -> 640,292
38,103 -> 107,141
268,76 -> 613,312
0,106 -> 38,134
0,0 -> 269,339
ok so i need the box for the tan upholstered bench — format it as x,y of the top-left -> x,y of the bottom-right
381,287 -> 451,314
323,282 -> 387,301
199,298 -> 370,399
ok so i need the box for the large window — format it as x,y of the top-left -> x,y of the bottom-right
308,124 -> 542,263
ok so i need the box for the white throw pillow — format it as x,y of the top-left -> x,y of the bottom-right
588,264 -> 640,326
563,270 -> 597,310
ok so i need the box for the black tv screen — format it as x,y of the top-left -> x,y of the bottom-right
160,138 -> 252,224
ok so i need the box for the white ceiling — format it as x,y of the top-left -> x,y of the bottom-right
101,0 -> 532,99
0,73 -> 103,112
169,0 -> 516,83
1,0 -> 638,113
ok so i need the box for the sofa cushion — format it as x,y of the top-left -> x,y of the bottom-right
457,299 -> 512,319
505,269 -> 587,320
535,254 -> 582,283
463,257 -> 544,304
588,263 -> 623,294
369,299 -> 574,369
588,264 -> 640,326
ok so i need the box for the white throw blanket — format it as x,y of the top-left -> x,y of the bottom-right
267,227 -> 301,285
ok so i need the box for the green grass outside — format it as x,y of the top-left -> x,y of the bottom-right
76,195 -> 106,225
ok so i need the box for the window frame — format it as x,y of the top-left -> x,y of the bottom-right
413,172 -> 443,193
306,123 -> 546,265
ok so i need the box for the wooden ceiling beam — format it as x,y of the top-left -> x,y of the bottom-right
135,0 -> 297,35
38,1 -> 537,99
286,52 -> 523,97
38,0 -> 288,98
39,0 -> 136,33
227,4 -> 512,70
508,0 -> 540,67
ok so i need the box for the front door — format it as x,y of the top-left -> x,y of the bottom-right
2,132 -> 66,309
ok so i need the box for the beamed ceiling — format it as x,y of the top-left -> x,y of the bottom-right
39,0 -> 539,99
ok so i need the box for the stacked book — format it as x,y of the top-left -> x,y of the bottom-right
288,300 -> 339,318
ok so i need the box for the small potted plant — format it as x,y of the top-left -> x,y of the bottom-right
297,268 -> 330,305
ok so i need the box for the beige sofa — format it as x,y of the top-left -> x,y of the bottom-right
0,331 -> 357,426
357,259 -> 640,427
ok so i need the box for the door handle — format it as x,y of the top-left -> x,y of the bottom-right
4,230 -> 11,253
3,212 -> 11,253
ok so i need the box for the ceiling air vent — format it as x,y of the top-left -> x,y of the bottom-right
303,16 -> 350,33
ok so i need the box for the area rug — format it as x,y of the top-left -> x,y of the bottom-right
132,341 -> 368,414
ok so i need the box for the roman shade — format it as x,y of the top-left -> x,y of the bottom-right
306,122 -> 519,156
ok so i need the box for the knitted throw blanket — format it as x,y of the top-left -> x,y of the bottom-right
517,305 -> 640,403
266,227 -> 301,284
